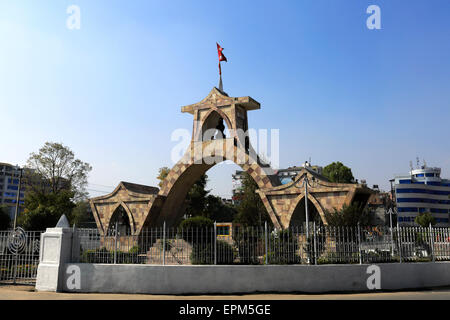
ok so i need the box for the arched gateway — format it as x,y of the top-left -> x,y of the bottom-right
146,87 -> 281,229
90,88 -> 373,235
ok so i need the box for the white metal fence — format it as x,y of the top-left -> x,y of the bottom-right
0,228 -> 42,284
75,224 -> 450,265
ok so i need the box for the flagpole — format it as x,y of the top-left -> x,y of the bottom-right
218,65 -> 223,92
217,43 -> 226,92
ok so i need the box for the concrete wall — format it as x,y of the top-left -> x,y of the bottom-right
61,262 -> 450,295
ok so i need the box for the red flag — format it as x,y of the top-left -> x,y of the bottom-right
217,42 -> 227,62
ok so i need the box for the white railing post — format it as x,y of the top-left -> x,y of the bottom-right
214,221 -> 217,265
357,223 -> 362,265
397,227 -> 402,263
162,221 -> 166,266
429,223 -> 434,262
313,222 -> 318,265
265,221 -> 268,265
114,220 -> 118,264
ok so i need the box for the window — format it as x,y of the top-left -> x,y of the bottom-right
415,174 -> 425,177
7,185 -> 18,191
217,226 -> 230,236
430,208 -> 448,214
399,179 -> 412,184
397,207 -> 418,212
425,173 -> 435,177
397,198 -> 421,203
3,192 -> 17,198
397,198 -> 450,204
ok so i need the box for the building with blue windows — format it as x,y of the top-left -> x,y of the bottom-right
0,162 -> 25,223
394,164 -> 450,227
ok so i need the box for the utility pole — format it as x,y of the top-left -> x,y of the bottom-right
304,176 -> 309,241
13,166 -> 23,230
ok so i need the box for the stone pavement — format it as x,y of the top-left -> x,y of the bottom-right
1,285 -> 450,300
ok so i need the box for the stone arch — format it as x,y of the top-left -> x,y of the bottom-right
287,193 -> 327,227
153,142 -> 277,227
106,202 -> 136,235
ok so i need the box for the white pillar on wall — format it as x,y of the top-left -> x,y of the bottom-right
35,215 -> 76,292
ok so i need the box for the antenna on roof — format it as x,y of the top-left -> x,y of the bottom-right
416,157 -> 420,169
423,159 -> 427,168
409,160 -> 413,171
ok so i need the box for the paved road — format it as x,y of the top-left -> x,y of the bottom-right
1,285 -> 450,300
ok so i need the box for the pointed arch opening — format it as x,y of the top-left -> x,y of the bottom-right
289,197 -> 324,228
201,109 -> 232,141
107,204 -> 132,236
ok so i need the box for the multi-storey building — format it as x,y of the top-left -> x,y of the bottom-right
0,162 -> 25,222
394,164 -> 450,227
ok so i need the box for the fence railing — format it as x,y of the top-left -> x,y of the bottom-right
75,224 -> 450,265
0,229 -> 42,284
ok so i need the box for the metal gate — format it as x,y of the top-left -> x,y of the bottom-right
0,228 -> 42,285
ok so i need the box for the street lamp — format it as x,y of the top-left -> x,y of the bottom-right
13,165 -> 24,230
294,173 -> 317,264
296,174 -> 316,239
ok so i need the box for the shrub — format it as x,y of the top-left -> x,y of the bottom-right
267,230 -> 301,264
190,241 -> 234,265
0,206 -> 11,230
178,216 -> 214,229
178,216 -> 215,244
415,212 -> 436,228
81,246 -> 142,264
317,252 -> 360,265
233,227 -> 263,264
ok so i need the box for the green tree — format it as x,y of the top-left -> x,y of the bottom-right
204,195 -> 237,222
415,212 -> 436,228
25,142 -> 92,200
185,174 -> 210,217
71,200 -> 95,227
234,172 -> 272,226
0,206 -> 11,230
19,142 -> 92,230
324,203 -> 373,227
178,216 -> 214,230
322,162 -> 355,183
156,167 -> 170,188
18,190 -> 76,230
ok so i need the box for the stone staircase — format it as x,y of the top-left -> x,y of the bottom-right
146,239 -> 192,265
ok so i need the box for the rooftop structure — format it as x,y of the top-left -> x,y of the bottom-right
394,162 -> 450,226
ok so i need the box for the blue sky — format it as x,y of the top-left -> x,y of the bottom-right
1,0 -> 449,198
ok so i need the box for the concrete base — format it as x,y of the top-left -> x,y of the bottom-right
35,227 -> 76,292
35,264 -> 61,292
59,262 -> 450,295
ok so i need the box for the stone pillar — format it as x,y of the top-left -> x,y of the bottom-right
35,215 -> 76,292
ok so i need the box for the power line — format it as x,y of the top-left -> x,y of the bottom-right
87,183 -> 115,188
86,188 -> 112,194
